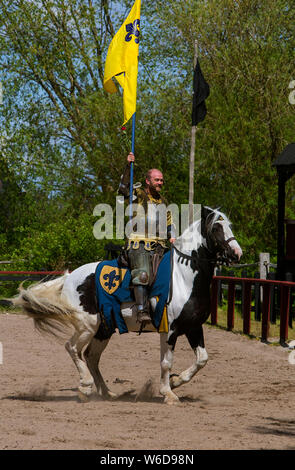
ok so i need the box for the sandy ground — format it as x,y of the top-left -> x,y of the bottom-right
0,312 -> 295,451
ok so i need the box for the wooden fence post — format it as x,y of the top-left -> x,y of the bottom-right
285,272 -> 293,329
267,271 -> 276,324
280,285 -> 290,346
242,282 -> 252,335
241,270 -> 248,318
254,271 -> 261,321
259,253 -> 270,280
261,284 -> 271,343
227,281 -> 235,331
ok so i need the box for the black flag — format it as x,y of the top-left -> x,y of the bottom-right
192,58 -> 210,126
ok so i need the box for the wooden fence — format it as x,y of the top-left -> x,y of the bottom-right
211,275 -> 295,346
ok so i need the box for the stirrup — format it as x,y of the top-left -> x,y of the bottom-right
137,310 -> 152,323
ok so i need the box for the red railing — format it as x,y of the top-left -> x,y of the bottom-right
0,271 -> 65,275
211,276 -> 295,345
0,271 -> 65,281
0,271 -> 66,306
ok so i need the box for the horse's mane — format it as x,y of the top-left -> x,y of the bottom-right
205,207 -> 231,232
174,206 -> 231,252
174,212 -> 202,252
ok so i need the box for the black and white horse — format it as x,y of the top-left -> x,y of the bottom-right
13,206 -> 242,405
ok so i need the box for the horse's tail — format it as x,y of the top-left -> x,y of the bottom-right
12,273 -> 79,339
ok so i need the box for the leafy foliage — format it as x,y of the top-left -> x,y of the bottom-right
0,0 -> 295,272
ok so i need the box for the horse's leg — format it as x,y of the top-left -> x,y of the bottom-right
159,332 -> 180,405
170,326 -> 208,390
84,336 -> 118,400
65,330 -> 95,401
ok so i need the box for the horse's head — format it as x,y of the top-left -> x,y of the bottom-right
201,206 -> 242,266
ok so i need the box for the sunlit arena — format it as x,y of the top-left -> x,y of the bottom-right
1,0 -> 295,455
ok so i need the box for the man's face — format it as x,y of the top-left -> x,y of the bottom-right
146,170 -> 164,193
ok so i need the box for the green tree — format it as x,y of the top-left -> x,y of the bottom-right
139,0 -> 295,259
1,0 -> 295,269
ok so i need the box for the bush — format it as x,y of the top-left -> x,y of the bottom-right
0,212 -> 125,299
4,213 -> 122,271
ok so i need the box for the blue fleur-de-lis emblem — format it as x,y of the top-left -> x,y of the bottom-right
125,19 -> 140,44
103,270 -> 120,291
99,266 -> 127,295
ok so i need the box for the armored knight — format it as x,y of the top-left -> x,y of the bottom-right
118,152 -> 176,324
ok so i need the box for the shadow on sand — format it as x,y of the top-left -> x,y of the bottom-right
2,385 -> 202,405
250,416 -> 295,447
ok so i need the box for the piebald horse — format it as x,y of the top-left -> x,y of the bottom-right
13,206 -> 242,405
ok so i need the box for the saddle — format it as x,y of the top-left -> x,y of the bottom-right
117,243 -> 166,286
95,252 -> 171,338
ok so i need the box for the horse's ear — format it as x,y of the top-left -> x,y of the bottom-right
201,205 -> 205,219
201,206 -> 212,237
201,206 -> 212,221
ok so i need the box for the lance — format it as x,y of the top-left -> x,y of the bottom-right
129,112 -> 136,220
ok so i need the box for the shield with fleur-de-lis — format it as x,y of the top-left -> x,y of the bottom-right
99,266 -> 128,295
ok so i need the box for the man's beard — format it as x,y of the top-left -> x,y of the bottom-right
150,185 -> 161,196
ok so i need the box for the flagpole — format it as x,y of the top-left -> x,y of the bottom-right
189,40 -> 198,226
129,112 -> 136,219
102,0 -> 141,221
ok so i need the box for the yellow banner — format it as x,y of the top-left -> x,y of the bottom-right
103,0 -> 141,125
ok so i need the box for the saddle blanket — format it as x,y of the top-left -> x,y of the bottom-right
95,251 -> 171,335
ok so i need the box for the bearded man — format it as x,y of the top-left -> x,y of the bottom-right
118,152 -> 175,324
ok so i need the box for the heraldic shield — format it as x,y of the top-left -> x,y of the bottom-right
99,265 -> 128,295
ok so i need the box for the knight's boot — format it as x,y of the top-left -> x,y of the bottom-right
134,285 -> 151,323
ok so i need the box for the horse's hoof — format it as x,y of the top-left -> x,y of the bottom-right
170,374 -> 181,389
105,391 -> 118,400
164,391 -> 180,405
77,382 -> 93,402
100,389 -> 118,400
77,390 -> 91,403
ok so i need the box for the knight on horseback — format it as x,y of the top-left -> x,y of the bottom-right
118,152 -> 176,325
13,205 -> 242,403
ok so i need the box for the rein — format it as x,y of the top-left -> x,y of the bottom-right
173,245 -> 195,265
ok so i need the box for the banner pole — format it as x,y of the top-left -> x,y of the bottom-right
129,112 -> 136,219
131,112 -> 136,154
189,40 -> 198,226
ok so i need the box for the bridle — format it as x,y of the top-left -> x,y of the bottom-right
205,213 -> 237,261
167,230 -> 237,305
172,235 -> 237,267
